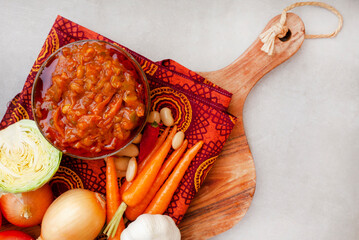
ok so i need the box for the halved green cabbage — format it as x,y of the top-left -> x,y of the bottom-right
0,119 -> 62,193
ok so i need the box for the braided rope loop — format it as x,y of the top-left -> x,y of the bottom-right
260,1 -> 343,55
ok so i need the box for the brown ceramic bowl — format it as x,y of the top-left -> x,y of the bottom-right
31,40 -> 150,160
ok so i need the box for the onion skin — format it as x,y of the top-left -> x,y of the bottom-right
0,184 -> 53,227
39,188 -> 106,240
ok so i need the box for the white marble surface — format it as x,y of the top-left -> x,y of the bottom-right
0,0 -> 358,239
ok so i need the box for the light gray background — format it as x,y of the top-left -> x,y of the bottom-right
0,0 -> 358,239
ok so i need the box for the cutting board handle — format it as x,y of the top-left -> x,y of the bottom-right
199,13 -> 305,102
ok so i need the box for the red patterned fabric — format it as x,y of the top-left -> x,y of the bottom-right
0,16 -> 236,224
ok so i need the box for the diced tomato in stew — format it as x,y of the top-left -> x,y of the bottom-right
34,41 -> 146,157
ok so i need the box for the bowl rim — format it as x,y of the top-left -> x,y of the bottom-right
31,39 -> 151,160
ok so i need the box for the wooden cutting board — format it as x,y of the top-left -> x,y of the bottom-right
179,13 -> 305,239
1,13 -> 305,239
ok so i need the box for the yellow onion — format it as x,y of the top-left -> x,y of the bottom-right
38,189 -> 106,240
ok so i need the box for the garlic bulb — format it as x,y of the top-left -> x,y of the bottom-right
121,214 -> 181,240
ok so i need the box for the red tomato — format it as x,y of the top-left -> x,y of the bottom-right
0,230 -> 34,240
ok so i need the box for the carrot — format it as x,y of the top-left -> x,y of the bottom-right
52,107 -> 64,137
104,126 -> 174,236
105,156 -> 125,239
102,94 -> 123,125
125,139 -> 189,221
144,140 -> 203,215
92,94 -> 112,115
118,126 -> 170,197
122,125 -> 177,207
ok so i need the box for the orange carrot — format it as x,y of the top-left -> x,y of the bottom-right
125,139 -> 188,221
53,107 -> 64,137
118,127 -> 170,197
105,157 -> 125,240
144,140 -> 203,214
105,127 -> 176,237
122,125 -> 177,207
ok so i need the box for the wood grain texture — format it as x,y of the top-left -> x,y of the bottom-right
1,13 -> 304,240
179,13 -> 305,240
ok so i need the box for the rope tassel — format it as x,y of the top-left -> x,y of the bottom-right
259,1 -> 343,56
260,22 -> 288,55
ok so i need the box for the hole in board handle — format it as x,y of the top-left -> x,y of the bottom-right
279,29 -> 292,42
